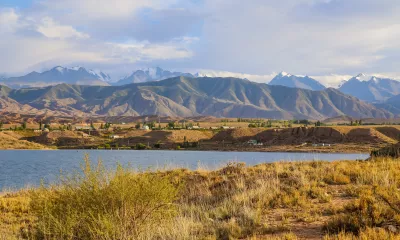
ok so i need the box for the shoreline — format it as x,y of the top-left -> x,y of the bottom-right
0,146 -> 371,154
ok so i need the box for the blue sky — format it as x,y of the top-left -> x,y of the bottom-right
1,0 -> 400,86
0,0 -> 32,8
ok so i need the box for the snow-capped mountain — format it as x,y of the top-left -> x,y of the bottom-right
114,67 -> 195,85
0,66 -> 111,88
268,72 -> 326,91
339,73 -> 400,102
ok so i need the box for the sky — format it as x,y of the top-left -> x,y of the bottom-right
1,0 -> 400,86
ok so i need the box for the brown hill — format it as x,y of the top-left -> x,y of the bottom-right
0,132 -> 47,149
1,77 -> 395,120
211,126 -> 398,145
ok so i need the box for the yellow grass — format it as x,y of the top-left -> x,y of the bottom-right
0,132 -> 47,149
3,157 -> 400,239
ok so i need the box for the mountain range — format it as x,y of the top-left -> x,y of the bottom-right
0,66 -> 111,88
0,77 -> 394,120
338,73 -> 400,102
268,72 -> 326,91
113,67 -> 195,85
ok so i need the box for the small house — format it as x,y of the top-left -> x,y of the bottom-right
141,125 -> 150,131
247,140 -> 258,145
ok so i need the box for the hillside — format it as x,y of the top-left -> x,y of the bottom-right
0,132 -> 47,149
0,77 -> 395,120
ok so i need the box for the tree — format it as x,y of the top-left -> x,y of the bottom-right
21,122 -> 27,130
135,122 -> 141,129
39,121 -> 42,130
167,122 -> 175,129
0,121 -> 3,129
100,123 -> 104,129
148,121 -> 156,129
90,121 -> 96,130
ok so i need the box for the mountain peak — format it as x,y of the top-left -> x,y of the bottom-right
339,74 -> 400,102
114,67 -> 195,85
356,73 -> 366,78
277,71 -> 292,77
354,73 -> 373,81
269,72 -> 325,91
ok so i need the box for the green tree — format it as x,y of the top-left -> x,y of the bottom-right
135,122 -> 141,129
0,121 -> 3,129
21,122 -> 27,130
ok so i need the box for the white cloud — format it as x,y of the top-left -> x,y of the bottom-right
3,0 -> 400,81
107,40 -> 195,62
311,74 -> 353,88
0,8 -> 21,33
37,17 -> 89,39
194,69 -> 276,83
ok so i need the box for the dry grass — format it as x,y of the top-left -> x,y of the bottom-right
0,132 -> 47,149
3,157 -> 400,239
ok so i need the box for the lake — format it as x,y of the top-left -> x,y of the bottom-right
0,150 -> 369,190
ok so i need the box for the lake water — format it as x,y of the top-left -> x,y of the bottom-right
0,150 -> 369,190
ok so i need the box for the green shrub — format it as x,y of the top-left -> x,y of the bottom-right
29,155 -> 179,240
135,143 -> 147,150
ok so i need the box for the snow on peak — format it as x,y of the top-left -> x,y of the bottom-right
50,66 -> 111,82
355,73 -> 373,81
356,73 -> 366,77
338,80 -> 347,88
146,67 -> 161,79
278,71 -> 292,77
371,76 -> 379,83
70,66 -> 83,71
54,66 -> 65,73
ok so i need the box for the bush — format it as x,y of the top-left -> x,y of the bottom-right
324,172 -> 351,185
135,143 -> 147,150
29,155 -> 179,239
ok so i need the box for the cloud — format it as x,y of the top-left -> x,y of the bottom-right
37,17 -> 89,39
106,37 -> 197,62
0,8 -> 21,33
194,69 -> 276,83
0,1 -> 198,75
3,0 -> 400,85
